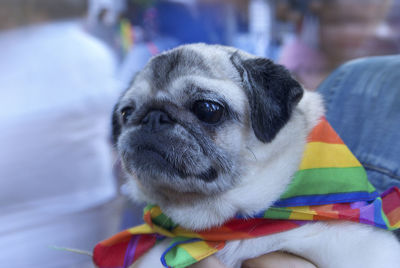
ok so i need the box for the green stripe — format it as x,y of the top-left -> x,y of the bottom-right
143,204 -> 178,230
164,237 -> 197,268
280,167 -> 376,199
153,213 -> 178,230
264,207 -> 292,219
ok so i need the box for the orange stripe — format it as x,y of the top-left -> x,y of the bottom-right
205,241 -> 225,251
310,204 -> 334,211
387,207 -> 400,226
308,117 -> 344,144
100,230 -> 133,246
313,210 -> 340,220
144,211 -> 152,227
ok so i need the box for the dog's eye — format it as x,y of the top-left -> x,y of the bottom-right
120,106 -> 135,124
192,100 -> 224,124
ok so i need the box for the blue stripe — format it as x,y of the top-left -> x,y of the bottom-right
160,238 -> 202,267
373,198 -> 388,229
235,211 -> 264,219
273,191 -> 379,207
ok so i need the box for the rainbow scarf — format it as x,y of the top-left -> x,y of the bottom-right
93,118 -> 400,268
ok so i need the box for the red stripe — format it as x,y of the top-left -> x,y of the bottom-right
93,234 -> 158,268
382,187 -> 400,215
197,218 -> 300,240
337,207 -> 360,222
93,240 -> 129,268
332,203 -> 352,211
308,117 -> 344,144
132,235 -> 158,263
244,219 -> 301,236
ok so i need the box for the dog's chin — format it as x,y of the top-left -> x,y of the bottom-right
147,184 -> 212,204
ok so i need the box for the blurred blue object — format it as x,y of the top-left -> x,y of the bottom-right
0,20 -> 122,267
318,55 -> 400,193
118,36 -> 179,86
157,1 -> 212,44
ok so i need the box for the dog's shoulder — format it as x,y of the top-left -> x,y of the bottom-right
297,90 -> 325,133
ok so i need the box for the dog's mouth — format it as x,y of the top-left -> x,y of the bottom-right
136,145 -> 168,163
126,143 -> 218,182
135,144 -> 186,175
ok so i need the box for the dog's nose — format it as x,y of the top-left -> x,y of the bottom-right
141,110 -> 174,131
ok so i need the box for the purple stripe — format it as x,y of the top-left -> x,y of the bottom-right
350,201 -> 367,209
381,186 -> 396,197
359,203 -> 375,225
291,220 -> 309,226
123,235 -> 141,268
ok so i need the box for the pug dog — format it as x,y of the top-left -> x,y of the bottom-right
112,43 -> 400,268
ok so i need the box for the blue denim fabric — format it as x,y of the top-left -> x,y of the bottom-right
317,55 -> 400,193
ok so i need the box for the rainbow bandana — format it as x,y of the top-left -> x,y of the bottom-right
93,118 -> 400,268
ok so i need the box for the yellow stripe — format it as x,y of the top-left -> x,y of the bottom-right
288,206 -> 315,220
128,223 -> 175,238
300,142 -> 362,170
173,226 -> 202,238
180,241 -> 219,261
128,224 -> 154,234
150,206 -> 163,217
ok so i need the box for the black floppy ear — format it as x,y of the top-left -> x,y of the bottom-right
111,103 -> 121,146
230,52 -> 303,143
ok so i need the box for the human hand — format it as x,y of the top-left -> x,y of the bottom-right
242,251 -> 317,268
188,255 -> 228,268
188,251 -> 316,268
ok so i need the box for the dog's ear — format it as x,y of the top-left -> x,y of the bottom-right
230,52 -> 303,143
111,103 -> 121,146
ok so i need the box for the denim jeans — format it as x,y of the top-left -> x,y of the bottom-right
317,55 -> 400,194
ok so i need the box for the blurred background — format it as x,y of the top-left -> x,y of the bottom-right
0,0 -> 399,267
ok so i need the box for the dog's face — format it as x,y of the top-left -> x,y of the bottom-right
112,44 -> 304,208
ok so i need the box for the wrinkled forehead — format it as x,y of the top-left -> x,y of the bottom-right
122,45 -> 245,109
147,47 -> 214,90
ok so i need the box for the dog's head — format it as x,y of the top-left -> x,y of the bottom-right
112,44 -> 322,228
